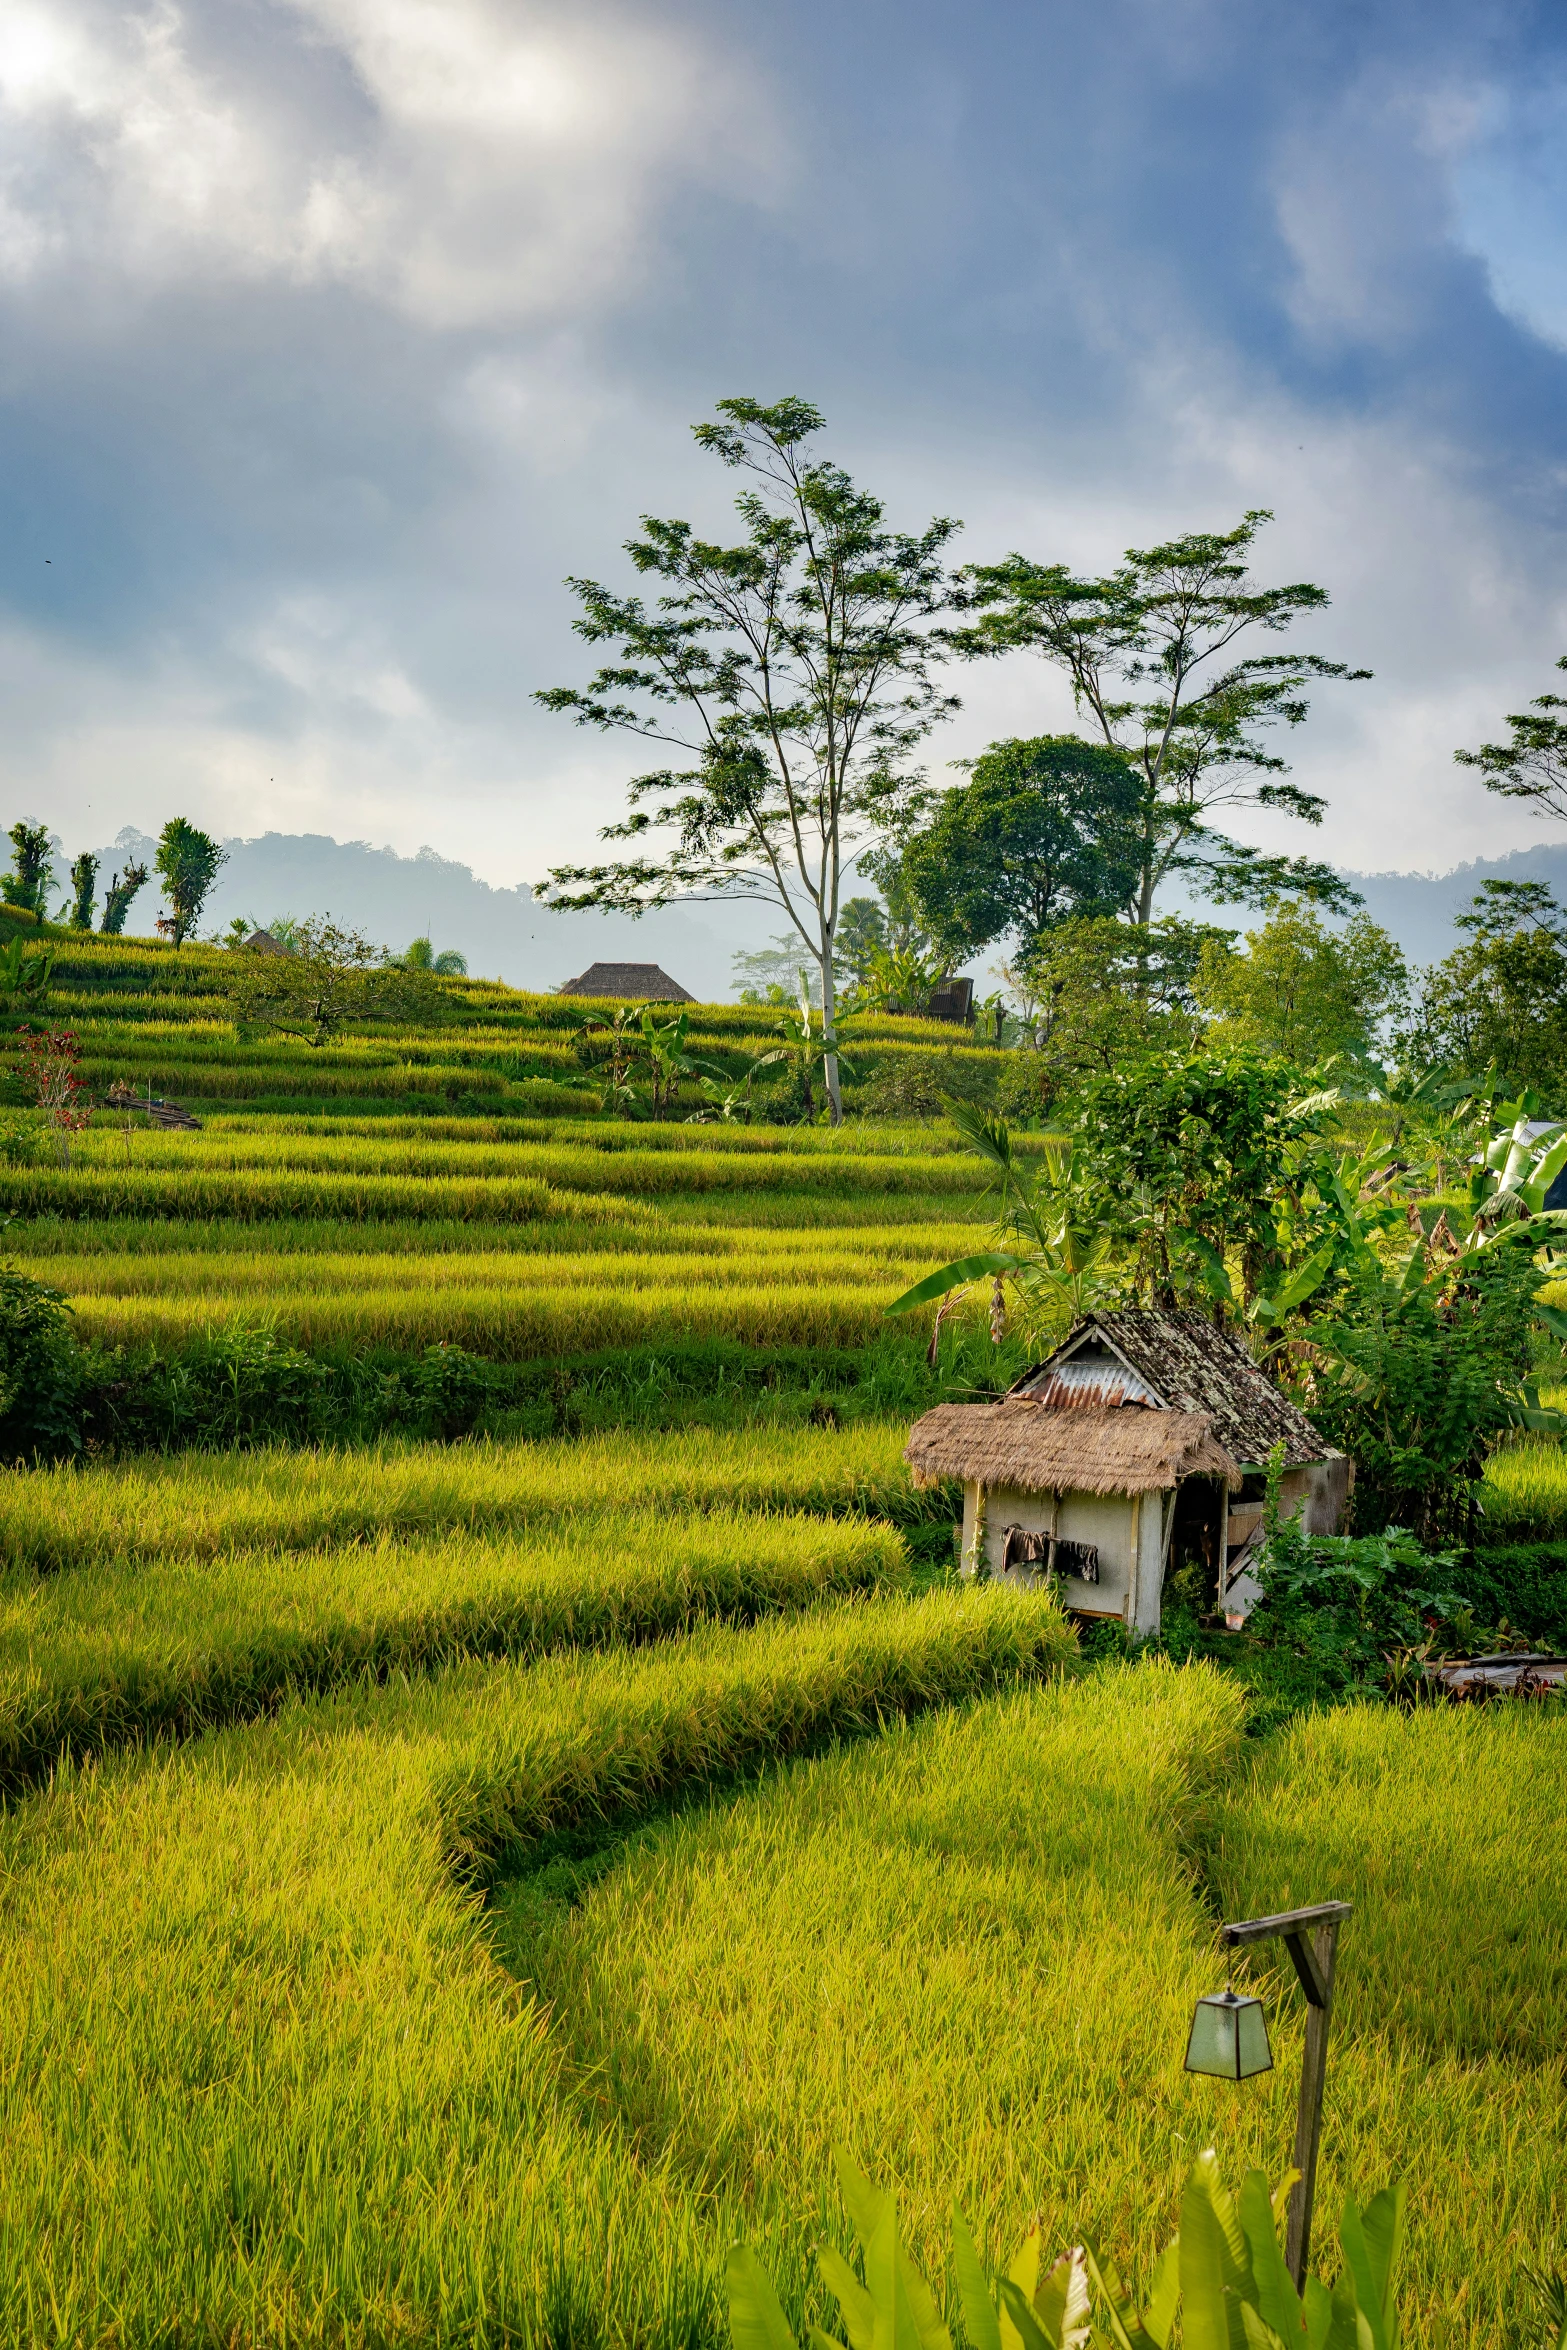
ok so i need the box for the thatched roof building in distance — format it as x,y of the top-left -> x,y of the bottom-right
558,962 -> 696,1002
904,1308 -> 1350,1636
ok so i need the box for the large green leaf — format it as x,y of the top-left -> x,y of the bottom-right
1237,2171 -> 1306,2347
884,1254 -> 1021,1314
1180,2152 -> 1256,2350
727,2245 -> 802,2350
950,2210 -> 1002,2350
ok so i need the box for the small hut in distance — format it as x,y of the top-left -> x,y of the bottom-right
558,962 -> 695,1002
904,1309 -> 1350,1635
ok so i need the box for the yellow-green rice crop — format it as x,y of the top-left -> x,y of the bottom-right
0,1507 -> 907,1793
0,1421 -> 921,1571
1480,1433 -> 1567,1532
0,1588 -> 1070,2350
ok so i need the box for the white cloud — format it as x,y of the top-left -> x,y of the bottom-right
0,0 -> 783,324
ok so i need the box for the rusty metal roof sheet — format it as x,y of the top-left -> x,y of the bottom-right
1011,1310 -> 1336,1469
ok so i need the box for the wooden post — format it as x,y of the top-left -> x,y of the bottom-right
1285,1917 -> 1340,2289
1219,1901 -> 1351,2294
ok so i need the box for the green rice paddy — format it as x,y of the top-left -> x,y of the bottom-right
0,920 -> 1561,2347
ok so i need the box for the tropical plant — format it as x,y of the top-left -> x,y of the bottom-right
633,1004 -> 724,1120
1079,1052 -> 1334,1313
857,942 -> 948,1016
727,2148 -> 1410,2350
99,861 -> 148,936
154,818 -> 227,948
1301,1228 -> 1562,1543
0,935 -> 56,1015
749,984 -> 860,1121
886,1101 -> 1115,1341
534,395 -> 960,1125
401,937 -> 469,976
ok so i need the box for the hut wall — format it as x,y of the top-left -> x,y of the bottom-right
973,1485 -> 1140,1623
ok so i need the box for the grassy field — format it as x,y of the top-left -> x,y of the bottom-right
0,918 -> 1562,2346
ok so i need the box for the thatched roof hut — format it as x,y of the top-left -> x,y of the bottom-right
558,962 -> 695,1002
905,1401 -> 1238,1495
904,1309 -> 1349,1635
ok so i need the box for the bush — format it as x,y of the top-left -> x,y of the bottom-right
0,1266 -> 83,1458
856,1050 -> 996,1121
1306,1240 -> 1544,1543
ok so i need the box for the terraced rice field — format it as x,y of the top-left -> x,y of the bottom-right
1,923 -> 1562,2348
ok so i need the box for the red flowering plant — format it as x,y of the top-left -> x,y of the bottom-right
17,1027 -> 93,1166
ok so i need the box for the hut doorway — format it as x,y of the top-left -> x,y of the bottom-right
1166,1476 -> 1229,1614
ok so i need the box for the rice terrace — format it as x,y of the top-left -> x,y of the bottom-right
0,890 -> 1562,2350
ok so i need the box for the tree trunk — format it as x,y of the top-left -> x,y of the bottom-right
817,945 -> 843,1128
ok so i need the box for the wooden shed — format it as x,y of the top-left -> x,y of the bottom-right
904,1308 -> 1351,1634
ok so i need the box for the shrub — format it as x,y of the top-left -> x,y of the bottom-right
0,1266 -> 83,1458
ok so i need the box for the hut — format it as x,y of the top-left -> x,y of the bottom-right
904,1309 -> 1351,1634
558,961 -> 696,1002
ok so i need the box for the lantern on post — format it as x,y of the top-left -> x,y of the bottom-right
1185,1899 -> 1353,2290
1184,1987 -> 1273,2079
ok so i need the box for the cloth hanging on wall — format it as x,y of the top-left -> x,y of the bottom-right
999,1526 -> 1100,1583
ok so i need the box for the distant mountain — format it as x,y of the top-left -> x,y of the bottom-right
63,826 -> 1567,998
1337,843 -> 1567,968
84,829 -> 765,1000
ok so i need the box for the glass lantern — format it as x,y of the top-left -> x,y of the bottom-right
1184,1988 -> 1274,2079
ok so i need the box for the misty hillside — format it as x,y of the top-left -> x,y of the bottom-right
59,826 -> 1567,999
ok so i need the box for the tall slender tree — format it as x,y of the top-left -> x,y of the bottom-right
68,853 -> 98,930
957,512 -> 1368,925
534,397 -> 960,1125
1,823 -> 55,917
154,819 -> 227,948
99,861 -> 149,936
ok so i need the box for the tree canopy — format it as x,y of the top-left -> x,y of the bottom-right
533,395 -> 960,1123
1194,901 -> 1407,1068
154,819 -> 227,950
956,511 -> 1367,924
1455,655 -> 1567,823
901,734 -> 1141,959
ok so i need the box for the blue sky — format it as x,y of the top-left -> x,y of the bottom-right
3,0 -> 1567,898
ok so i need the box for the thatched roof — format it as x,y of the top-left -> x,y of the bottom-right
558,962 -> 696,1002
904,1402 -> 1240,1496
1013,1310 -> 1334,1469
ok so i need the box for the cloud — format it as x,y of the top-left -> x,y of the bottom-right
0,0 -> 782,324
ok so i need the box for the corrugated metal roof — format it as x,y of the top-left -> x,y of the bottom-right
1011,1310 -> 1336,1469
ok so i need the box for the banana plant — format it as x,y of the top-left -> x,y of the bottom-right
0,935 -> 55,1013
726,2151 -> 1408,2350
1468,1108 -> 1567,1248
885,1102 -> 1114,1339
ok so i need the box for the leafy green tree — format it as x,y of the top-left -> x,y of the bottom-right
1079,1050 -> 1327,1310
534,396 -> 959,1126
1455,653 -> 1567,821
154,819 -> 227,948
67,853 -> 98,930
1,823 -> 56,918
1400,880 -> 1567,1093
1010,913 -> 1224,1094
97,861 -> 147,938
224,915 -> 434,1047
901,734 -> 1142,958
958,511 -> 1368,923
1194,900 -> 1407,1067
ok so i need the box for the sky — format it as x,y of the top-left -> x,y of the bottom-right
4,0 -> 1567,906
